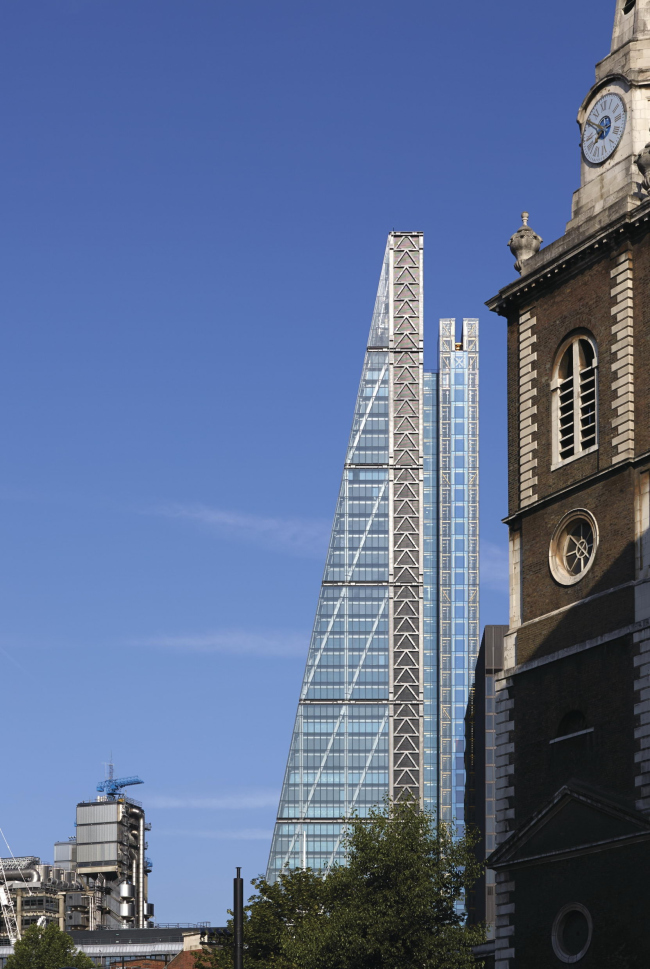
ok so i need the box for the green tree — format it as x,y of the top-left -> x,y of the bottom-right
310,798 -> 485,969
198,798 -> 485,969
195,866 -> 328,969
5,922 -> 95,969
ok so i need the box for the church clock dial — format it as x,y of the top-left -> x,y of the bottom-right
582,92 -> 626,164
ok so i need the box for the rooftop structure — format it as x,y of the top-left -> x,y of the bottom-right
0,768 -> 154,942
0,927 -> 225,968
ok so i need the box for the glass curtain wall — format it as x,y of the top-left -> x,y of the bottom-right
266,246 -> 392,878
266,257 -> 479,880
423,372 -> 439,815
438,319 -> 479,829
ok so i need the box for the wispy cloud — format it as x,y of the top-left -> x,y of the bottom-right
0,646 -> 28,673
149,502 -> 330,558
156,828 -> 272,840
147,792 -> 279,810
480,541 -> 509,593
130,629 -> 307,658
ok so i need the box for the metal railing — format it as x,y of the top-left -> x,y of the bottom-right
152,922 -> 212,929
91,795 -> 143,808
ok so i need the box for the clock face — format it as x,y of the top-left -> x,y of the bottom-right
582,92 -> 626,164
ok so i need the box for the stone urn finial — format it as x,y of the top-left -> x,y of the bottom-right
636,130 -> 650,193
508,211 -> 542,275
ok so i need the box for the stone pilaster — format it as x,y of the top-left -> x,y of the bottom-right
519,311 -> 538,507
494,871 -> 515,969
610,251 -> 634,463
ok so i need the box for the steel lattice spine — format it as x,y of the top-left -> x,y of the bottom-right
388,233 -> 424,804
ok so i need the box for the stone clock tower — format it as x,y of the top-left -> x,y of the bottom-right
486,2 -> 650,966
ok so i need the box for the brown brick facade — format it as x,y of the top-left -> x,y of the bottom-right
507,248 -> 641,506
511,636 -> 636,821
516,468 -> 637,662
486,203 -> 650,969
504,231 -> 650,665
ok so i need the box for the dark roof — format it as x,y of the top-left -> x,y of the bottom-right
70,928 -> 204,945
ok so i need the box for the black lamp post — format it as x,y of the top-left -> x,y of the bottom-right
233,867 -> 244,969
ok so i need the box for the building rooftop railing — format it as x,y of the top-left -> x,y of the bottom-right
82,795 -> 144,808
152,923 -> 212,929
0,857 -> 40,869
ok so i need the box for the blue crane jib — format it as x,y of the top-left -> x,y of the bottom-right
96,775 -> 144,798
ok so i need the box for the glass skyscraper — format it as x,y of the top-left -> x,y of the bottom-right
267,233 -> 479,878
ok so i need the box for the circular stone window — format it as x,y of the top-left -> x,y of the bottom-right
551,903 -> 593,963
549,510 -> 599,586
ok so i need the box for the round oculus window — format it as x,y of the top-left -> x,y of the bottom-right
551,903 -> 593,963
564,520 -> 594,575
549,510 -> 599,586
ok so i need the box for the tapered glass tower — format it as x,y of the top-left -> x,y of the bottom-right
267,234 -> 479,878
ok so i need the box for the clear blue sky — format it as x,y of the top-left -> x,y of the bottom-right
0,0 -> 616,925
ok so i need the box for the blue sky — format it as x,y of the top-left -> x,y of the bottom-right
0,0 -> 617,925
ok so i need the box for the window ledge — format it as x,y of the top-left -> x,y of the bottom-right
549,727 -> 594,745
551,445 -> 598,472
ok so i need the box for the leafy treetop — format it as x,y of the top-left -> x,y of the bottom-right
5,922 -> 95,969
196,797 -> 485,969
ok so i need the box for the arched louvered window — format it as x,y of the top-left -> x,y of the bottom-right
552,335 -> 598,466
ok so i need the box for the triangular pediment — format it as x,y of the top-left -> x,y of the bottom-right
488,781 -> 650,870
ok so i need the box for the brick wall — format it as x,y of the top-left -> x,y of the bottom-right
507,232 -> 650,511
515,468 -> 637,663
513,840 -> 650,967
492,211 -> 650,969
503,230 -> 650,667
512,636 -> 636,821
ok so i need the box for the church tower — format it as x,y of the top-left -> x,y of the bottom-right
486,1 -> 650,965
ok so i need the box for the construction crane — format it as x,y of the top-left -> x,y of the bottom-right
96,761 -> 143,800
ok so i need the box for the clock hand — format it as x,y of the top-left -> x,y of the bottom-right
586,119 -> 605,136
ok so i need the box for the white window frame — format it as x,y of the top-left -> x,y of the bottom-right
548,508 -> 599,586
551,333 -> 599,470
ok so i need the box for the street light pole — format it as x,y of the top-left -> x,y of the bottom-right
233,867 -> 244,969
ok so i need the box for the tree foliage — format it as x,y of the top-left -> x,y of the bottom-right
5,922 -> 95,969
197,798 -> 485,969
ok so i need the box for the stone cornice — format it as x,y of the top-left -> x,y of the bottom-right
501,449 -> 650,526
486,195 -> 650,318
